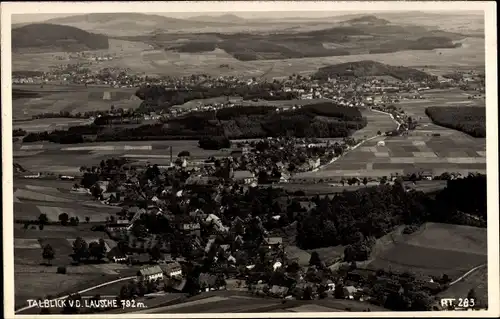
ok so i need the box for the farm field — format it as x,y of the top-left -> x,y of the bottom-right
14,139 -> 235,174
13,178 -> 133,309
12,84 -> 139,120
351,108 -> 398,139
302,89 -> 486,178
13,118 -> 94,133
366,222 -> 487,280
13,36 -> 484,79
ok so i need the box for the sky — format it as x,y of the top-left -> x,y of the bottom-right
11,10 -> 482,24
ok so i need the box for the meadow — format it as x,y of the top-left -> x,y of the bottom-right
366,222 -> 487,280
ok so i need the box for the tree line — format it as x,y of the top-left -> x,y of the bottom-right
425,106 -> 485,138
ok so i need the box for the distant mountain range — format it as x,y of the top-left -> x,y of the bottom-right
11,12 -> 481,57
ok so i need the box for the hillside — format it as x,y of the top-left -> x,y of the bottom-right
12,23 -> 109,52
344,15 -> 391,25
187,14 -> 247,24
44,13 -> 237,35
312,60 -> 437,81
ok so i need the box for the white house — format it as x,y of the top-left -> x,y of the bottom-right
161,262 -> 183,278
273,261 -> 283,271
137,265 -> 163,282
377,141 -> 386,147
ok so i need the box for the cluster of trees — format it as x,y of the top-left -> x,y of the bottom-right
313,60 -> 437,82
296,175 -> 486,257
23,124 -> 100,144
21,103 -> 366,144
119,279 -> 162,300
425,106 -> 486,138
71,237 -> 108,263
198,136 -> 231,150
12,88 -> 42,100
369,36 -> 460,54
13,128 -> 27,137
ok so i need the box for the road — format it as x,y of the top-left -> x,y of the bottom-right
306,107 -> 401,174
15,276 -> 135,314
449,264 -> 487,286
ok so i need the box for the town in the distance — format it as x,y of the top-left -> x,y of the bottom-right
11,10 -> 487,314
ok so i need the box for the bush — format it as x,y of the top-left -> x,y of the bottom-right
403,225 -> 420,234
57,266 -> 67,274
198,136 -> 231,150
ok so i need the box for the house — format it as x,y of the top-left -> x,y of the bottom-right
264,237 -> 283,249
128,253 -> 151,265
273,261 -> 283,271
107,246 -> 127,263
161,261 -> 183,278
198,273 -> 221,292
206,214 -> 228,232
343,286 -> 358,299
269,285 -> 289,298
137,265 -> 163,282
279,171 -> 291,183
233,170 -> 256,184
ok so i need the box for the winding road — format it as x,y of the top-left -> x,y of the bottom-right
449,264 -> 487,286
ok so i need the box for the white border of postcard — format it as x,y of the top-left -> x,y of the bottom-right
2,1 -> 499,318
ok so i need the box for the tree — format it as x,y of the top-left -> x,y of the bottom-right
362,177 -> 368,186
178,150 -> 190,157
58,213 -> 69,226
137,281 -> 147,297
72,237 -> 89,262
377,130 -> 382,135
85,216 -> 90,223
149,244 -> 162,261
38,224 -> 44,230
303,286 -> 314,300
42,244 -> 55,265
119,284 -> 130,299
467,288 -> 478,307
309,251 -> 322,268
334,283 -> 345,299
57,266 -> 67,274
38,213 -> 49,225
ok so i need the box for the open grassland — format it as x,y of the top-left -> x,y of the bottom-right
12,84 -> 138,120
367,222 -> 487,279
